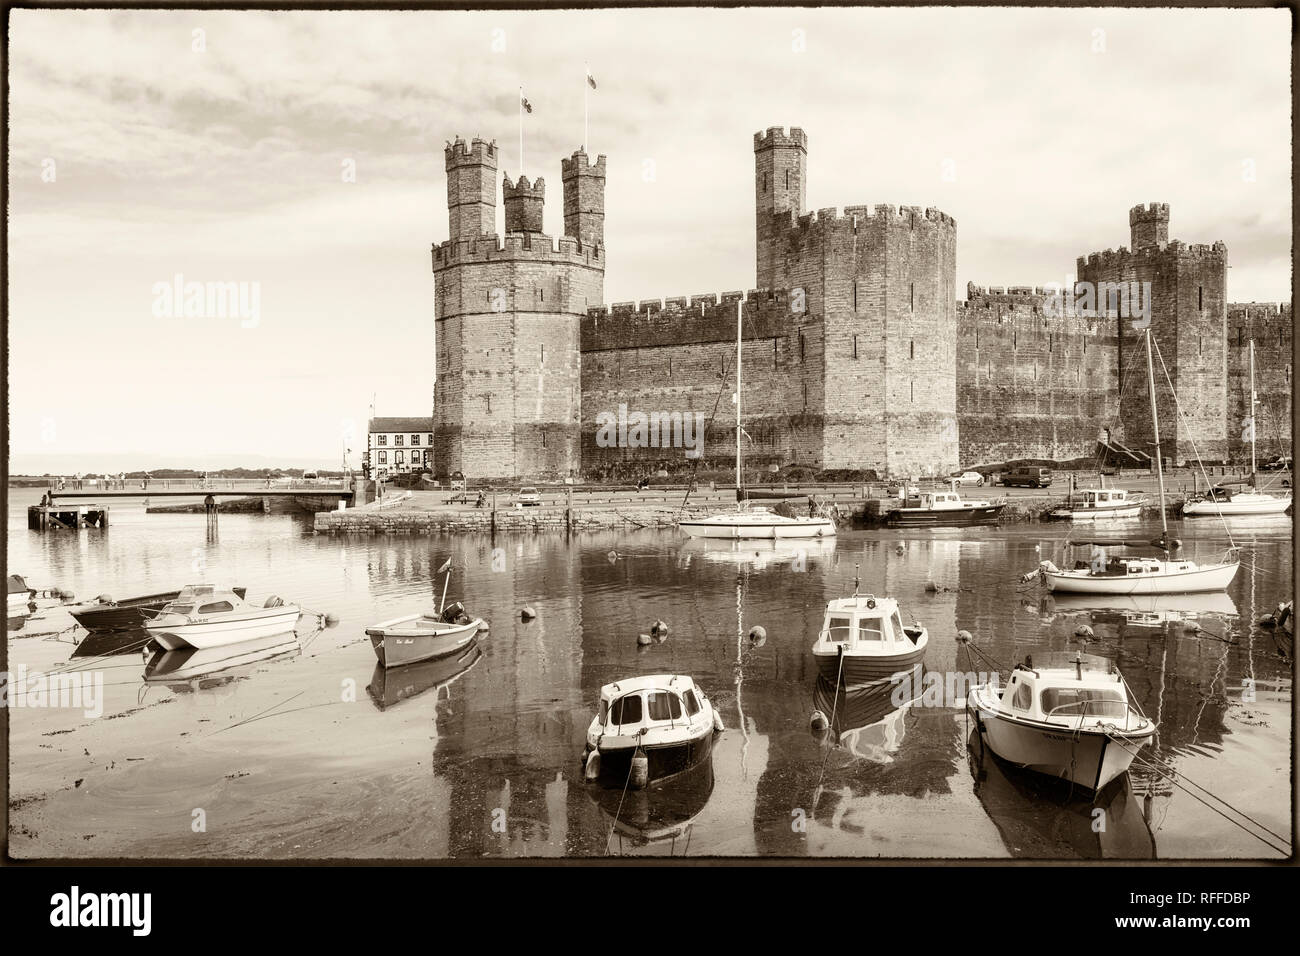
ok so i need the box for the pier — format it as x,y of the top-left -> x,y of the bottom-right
28,504 -> 110,531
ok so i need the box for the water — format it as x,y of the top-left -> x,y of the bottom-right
6,486 -> 1292,858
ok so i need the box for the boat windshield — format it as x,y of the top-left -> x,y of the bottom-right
646,691 -> 683,721
856,617 -> 885,642
164,604 -> 195,616
826,614 -> 853,639
1041,687 -> 1127,719
609,694 -> 642,725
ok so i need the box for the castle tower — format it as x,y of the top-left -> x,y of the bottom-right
445,137 -> 497,239
561,149 -> 606,247
754,126 -> 807,289
1078,204 -> 1228,464
503,174 -> 545,233
1130,201 -> 1169,251
433,139 -> 605,480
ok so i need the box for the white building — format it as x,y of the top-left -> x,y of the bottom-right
367,416 -> 433,477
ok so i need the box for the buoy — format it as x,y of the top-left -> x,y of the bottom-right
896,545 -> 905,555
747,625 -> 767,647
712,711 -> 724,733
650,619 -> 669,640
810,710 -> 829,731
925,581 -> 939,593
1074,624 -> 1095,639
520,606 -> 537,622
607,550 -> 618,564
584,749 -> 601,781
637,633 -> 653,646
324,614 -> 339,627
956,629 -> 974,644
95,594 -> 114,605
1181,621 -> 1201,633
630,749 -> 649,790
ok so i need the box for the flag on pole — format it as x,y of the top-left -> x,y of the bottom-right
520,94 -> 533,113
586,71 -> 597,90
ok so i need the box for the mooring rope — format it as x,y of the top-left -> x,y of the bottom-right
604,731 -> 642,856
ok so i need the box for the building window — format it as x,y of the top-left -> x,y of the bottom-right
910,340 -> 914,359
800,333 -> 805,363
395,435 -> 404,446
411,434 -> 420,446
1198,287 -> 1203,310
853,282 -> 858,311
395,450 -> 404,465
378,451 -> 387,464
377,435 -> 387,446
910,381 -> 914,402
910,283 -> 915,311
785,170 -> 790,189
540,344 -> 545,364
853,335 -> 858,359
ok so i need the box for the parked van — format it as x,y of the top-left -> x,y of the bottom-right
1001,467 -> 1053,488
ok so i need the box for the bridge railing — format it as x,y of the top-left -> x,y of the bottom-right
51,477 -> 351,493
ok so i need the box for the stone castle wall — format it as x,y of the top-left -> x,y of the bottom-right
1228,302 -> 1293,461
956,284 -> 1119,466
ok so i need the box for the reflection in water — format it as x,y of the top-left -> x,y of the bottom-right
366,642 -> 483,711
589,755 -> 716,856
677,535 -> 837,572
967,729 -> 1156,859
812,674 -> 916,763
70,627 -> 154,659
143,631 -> 302,687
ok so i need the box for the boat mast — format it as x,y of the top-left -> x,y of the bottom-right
1249,339 -> 1257,486
735,297 -> 743,506
1144,328 -> 1170,543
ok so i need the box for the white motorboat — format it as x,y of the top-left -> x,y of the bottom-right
1184,340 -> 1292,518
679,298 -> 835,540
144,585 -> 302,651
1048,487 -> 1144,521
679,506 -> 835,539
967,650 -> 1156,792
583,674 -> 723,789
7,574 -> 34,609
1025,329 -> 1239,595
810,591 -> 928,686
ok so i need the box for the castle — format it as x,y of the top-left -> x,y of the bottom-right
432,128 -> 1291,480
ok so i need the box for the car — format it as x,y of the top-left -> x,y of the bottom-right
949,470 -> 985,487
1260,455 -> 1292,471
888,483 -> 921,498
1000,467 -> 1053,488
518,486 -> 541,507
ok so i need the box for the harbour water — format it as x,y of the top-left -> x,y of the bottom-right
6,486 -> 1293,858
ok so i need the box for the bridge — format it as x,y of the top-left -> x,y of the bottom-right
48,477 -> 355,501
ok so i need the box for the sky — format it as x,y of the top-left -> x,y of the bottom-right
6,7 -> 1291,471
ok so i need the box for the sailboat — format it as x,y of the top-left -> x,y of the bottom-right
1183,341 -> 1292,517
1030,329 -> 1239,595
679,299 -> 836,539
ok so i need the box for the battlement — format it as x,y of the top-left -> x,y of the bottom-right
432,232 -> 603,270
754,127 -> 808,151
774,203 -> 957,235
1129,202 -> 1170,224
445,136 -> 498,168
561,150 -> 608,177
1077,239 -> 1226,269
502,174 -> 545,199
1228,301 -> 1293,318
582,289 -> 808,352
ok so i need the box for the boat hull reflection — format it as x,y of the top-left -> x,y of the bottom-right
589,748 -> 715,852
365,642 -> 482,711
143,631 -> 301,684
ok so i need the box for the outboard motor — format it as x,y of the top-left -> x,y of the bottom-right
442,601 -> 466,624
264,595 -> 284,608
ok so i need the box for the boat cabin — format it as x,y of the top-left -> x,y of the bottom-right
1078,489 -> 1130,508
902,492 -> 967,511
996,652 -> 1134,726
158,585 -> 251,618
818,596 -> 920,652
596,675 -> 707,734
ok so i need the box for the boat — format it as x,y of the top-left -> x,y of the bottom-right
365,642 -> 483,711
679,507 -> 835,539
364,559 -> 484,667
1047,487 -> 1144,521
583,674 -> 723,789
1027,329 -> 1239,595
680,299 -> 835,540
811,589 -> 928,686
143,631 -> 301,683
1183,341 -> 1292,517
143,584 -> 302,651
7,574 -> 33,609
71,587 -> 246,632
967,650 -> 1157,792
885,490 -> 1004,527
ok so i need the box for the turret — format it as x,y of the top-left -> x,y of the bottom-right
503,174 -> 545,233
561,149 -> 606,248
754,126 -> 807,289
1129,202 -> 1170,252
445,136 -> 498,240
